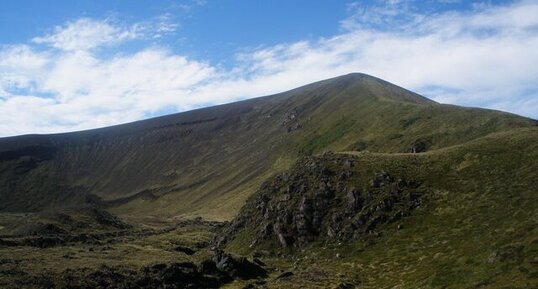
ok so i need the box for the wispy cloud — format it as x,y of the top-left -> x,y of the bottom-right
31,15 -> 180,52
32,18 -> 140,51
0,0 -> 537,136
341,0 -> 421,31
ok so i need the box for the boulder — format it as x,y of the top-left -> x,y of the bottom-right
174,245 -> 196,255
213,250 -> 267,279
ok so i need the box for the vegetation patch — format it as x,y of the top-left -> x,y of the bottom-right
298,117 -> 356,155
399,116 -> 421,129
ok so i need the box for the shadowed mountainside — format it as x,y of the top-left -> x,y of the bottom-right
0,73 -> 535,220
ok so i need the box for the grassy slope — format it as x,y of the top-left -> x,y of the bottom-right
342,128 -> 538,288
0,73 -> 535,221
225,127 -> 538,288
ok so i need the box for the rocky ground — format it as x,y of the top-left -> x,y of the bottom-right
14,250 -> 267,289
0,210 -> 238,288
0,209 -> 314,289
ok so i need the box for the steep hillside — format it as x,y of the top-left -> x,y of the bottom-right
0,73 -> 535,220
223,127 -> 538,288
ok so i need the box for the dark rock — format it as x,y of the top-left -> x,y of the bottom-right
408,138 -> 430,153
346,188 -> 362,210
174,245 -> 196,255
29,236 -> 66,248
252,250 -> 270,258
11,222 -> 68,236
256,279 -> 267,285
287,122 -> 302,133
147,263 -> 167,273
198,259 -> 219,274
213,250 -> 267,279
334,282 -> 355,289
198,259 -> 233,284
18,252 -> 258,288
276,271 -> 294,279
260,223 -> 273,237
88,207 -> 132,229
160,262 -> 198,284
194,241 -> 209,249
253,258 -> 266,267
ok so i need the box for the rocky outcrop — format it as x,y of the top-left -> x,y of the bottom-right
213,250 -> 267,279
18,251 -> 266,289
86,206 -> 132,229
11,222 -> 68,236
408,138 -> 431,153
282,108 -> 302,133
221,153 -> 424,249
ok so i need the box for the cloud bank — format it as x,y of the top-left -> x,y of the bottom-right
0,1 -> 537,136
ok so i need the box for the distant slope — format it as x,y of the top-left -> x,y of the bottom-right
0,73 -> 535,220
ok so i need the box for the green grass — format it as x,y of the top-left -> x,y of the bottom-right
298,117 -> 356,155
399,115 -> 422,129
224,127 -> 538,288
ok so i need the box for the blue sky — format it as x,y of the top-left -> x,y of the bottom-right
0,0 -> 537,136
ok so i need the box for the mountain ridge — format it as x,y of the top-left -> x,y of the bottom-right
0,73 -> 535,221
0,73 -> 433,141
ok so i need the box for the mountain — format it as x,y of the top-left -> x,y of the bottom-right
0,73 -> 537,288
0,73 -> 534,221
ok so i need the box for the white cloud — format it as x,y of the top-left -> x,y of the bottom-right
0,45 -> 49,92
32,18 -> 140,51
0,1 -> 537,137
0,47 -> 216,135
31,15 -> 180,52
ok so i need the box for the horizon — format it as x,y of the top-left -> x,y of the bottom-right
2,71 -> 536,139
1,0 -> 537,137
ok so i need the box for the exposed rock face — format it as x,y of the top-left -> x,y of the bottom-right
222,153 -> 424,249
282,107 -> 303,133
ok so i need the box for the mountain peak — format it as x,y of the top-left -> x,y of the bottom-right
294,73 -> 435,105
